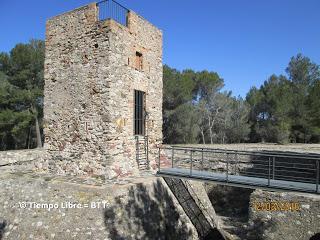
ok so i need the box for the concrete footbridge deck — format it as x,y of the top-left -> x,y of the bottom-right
156,146 -> 320,194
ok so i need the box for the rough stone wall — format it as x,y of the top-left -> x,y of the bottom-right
0,149 -> 47,174
44,2 -> 162,178
249,190 -> 320,240
104,12 -> 163,178
44,3 -> 110,176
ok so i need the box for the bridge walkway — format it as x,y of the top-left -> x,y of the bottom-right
156,146 -> 320,194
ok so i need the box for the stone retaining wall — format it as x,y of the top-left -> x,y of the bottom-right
0,149 -> 47,173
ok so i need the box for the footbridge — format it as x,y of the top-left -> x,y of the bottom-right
156,146 -> 320,194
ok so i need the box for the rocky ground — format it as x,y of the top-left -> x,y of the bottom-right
0,169 -> 128,240
206,184 -> 254,240
1,143 -> 320,240
0,167 -> 198,240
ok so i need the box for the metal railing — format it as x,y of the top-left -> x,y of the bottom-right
157,146 -> 320,193
97,0 -> 129,26
135,135 -> 149,170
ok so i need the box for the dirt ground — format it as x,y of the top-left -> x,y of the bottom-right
171,143 -> 320,154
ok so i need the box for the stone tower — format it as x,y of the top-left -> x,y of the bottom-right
44,1 -> 163,179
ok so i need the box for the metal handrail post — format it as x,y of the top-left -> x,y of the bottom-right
172,146 -> 174,168
190,150 -> 193,176
235,153 -> 238,175
226,153 -> 229,182
268,157 -> 271,186
316,160 -> 319,193
201,148 -> 204,171
272,156 -> 276,179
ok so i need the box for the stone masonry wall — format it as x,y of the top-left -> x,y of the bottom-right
44,2 -> 162,179
44,3 -> 110,176
104,12 -> 163,178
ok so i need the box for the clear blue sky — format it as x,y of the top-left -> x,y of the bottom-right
1,0 -> 320,96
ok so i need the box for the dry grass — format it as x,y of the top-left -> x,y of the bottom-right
168,143 -> 320,154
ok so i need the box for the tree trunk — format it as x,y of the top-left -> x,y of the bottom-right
200,129 -> 206,144
35,116 -> 42,148
207,116 -> 214,144
209,128 -> 213,144
0,135 -> 5,150
26,127 -> 31,149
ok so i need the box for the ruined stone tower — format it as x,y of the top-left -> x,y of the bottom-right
43,1 -> 163,178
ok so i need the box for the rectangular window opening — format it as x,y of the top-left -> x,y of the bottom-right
134,90 -> 145,135
135,51 -> 143,71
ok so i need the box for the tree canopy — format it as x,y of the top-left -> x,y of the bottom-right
0,40 -> 44,150
164,54 -> 320,144
163,65 -> 250,144
246,54 -> 320,143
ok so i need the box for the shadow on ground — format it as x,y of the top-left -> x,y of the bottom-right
245,216 -> 275,240
310,233 -> 320,240
0,220 -> 6,240
207,184 -> 253,219
207,185 -> 275,240
104,179 -> 193,240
